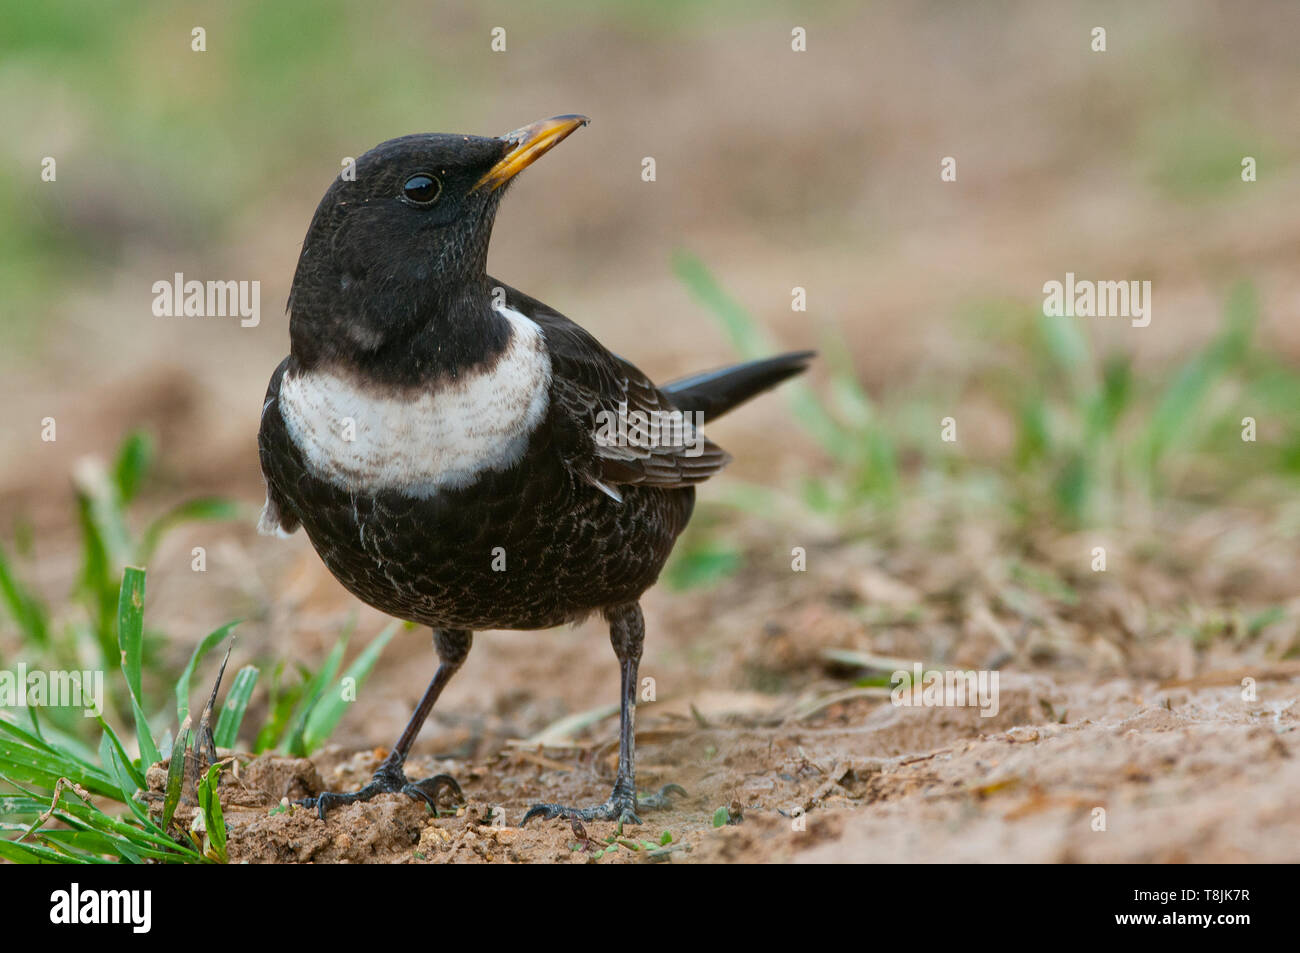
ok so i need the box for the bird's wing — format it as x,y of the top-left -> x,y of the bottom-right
495,281 -> 731,497
256,355 -> 302,536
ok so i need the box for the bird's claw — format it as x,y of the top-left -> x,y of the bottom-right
521,800 -> 642,826
297,765 -> 464,821
521,783 -> 687,826
635,782 -> 688,811
400,774 -> 464,812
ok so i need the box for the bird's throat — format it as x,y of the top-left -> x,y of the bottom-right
294,279 -> 514,391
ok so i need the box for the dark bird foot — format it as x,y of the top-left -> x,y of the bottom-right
522,783 -> 687,826
298,761 -> 465,821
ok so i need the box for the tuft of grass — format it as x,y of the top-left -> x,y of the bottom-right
673,256 -> 1299,561
0,563 -> 399,863
175,613 -> 401,758
213,666 -> 259,749
194,763 -> 227,863
299,621 -> 399,755
0,543 -> 51,658
663,535 -> 743,592
0,431 -> 243,736
673,251 -> 899,540
675,250 -> 895,481
1138,282 -> 1255,481
1009,280 -> 1262,526
0,433 -> 402,862
174,621 -> 242,728
0,568 -> 213,864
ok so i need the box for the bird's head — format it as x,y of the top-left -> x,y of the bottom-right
288,115 -> 588,371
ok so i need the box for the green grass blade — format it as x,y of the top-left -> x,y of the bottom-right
13,712 -> 100,769
0,542 -> 50,650
663,539 -> 743,591
253,661 -> 304,754
197,763 -> 227,863
114,567 -> 161,767
285,635 -> 347,757
73,461 -> 133,667
1143,282 -> 1256,470
1037,309 -> 1093,391
301,623 -> 398,754
162,726 -> 189,832
175,621 -> 240,726
116,567 -> 146,702
2,793 -> 205,863
0,722 -> 113,788
112,430 -> 155,505
213,665 -> 259,749
60,828 -> 143,863
0,728 -> 121,800
95,717 -> 146,793
675,250 -> 849,459
127,696 -> 160,771
0,837 -> 98,864
138,498 -> 243,564
672,250 -> 771,359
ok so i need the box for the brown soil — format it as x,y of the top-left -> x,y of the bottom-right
148,667 -> 1300,863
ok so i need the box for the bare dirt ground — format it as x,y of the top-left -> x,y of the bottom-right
153,674 -> 1300,864
139,504 -> 1300,864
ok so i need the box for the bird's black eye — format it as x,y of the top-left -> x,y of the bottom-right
401,173 -> 441,205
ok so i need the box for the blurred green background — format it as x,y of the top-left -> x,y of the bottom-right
3,0 -> 1299,631
4,0 -> 1300,625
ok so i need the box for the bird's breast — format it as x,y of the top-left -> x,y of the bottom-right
277,305 -> 552,496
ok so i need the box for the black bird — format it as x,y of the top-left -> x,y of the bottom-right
258,115 -> 812,824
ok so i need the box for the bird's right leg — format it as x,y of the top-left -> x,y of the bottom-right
522,602 -> 686,825
299,628 -> 472,821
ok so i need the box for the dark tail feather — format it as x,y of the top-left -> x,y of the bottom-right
662,350 -> 815,421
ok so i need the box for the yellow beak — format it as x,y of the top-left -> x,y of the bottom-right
472,114 -> 589,193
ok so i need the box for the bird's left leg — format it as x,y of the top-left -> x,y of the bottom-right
522,601 -> 685,825
298,628 -> 471,820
